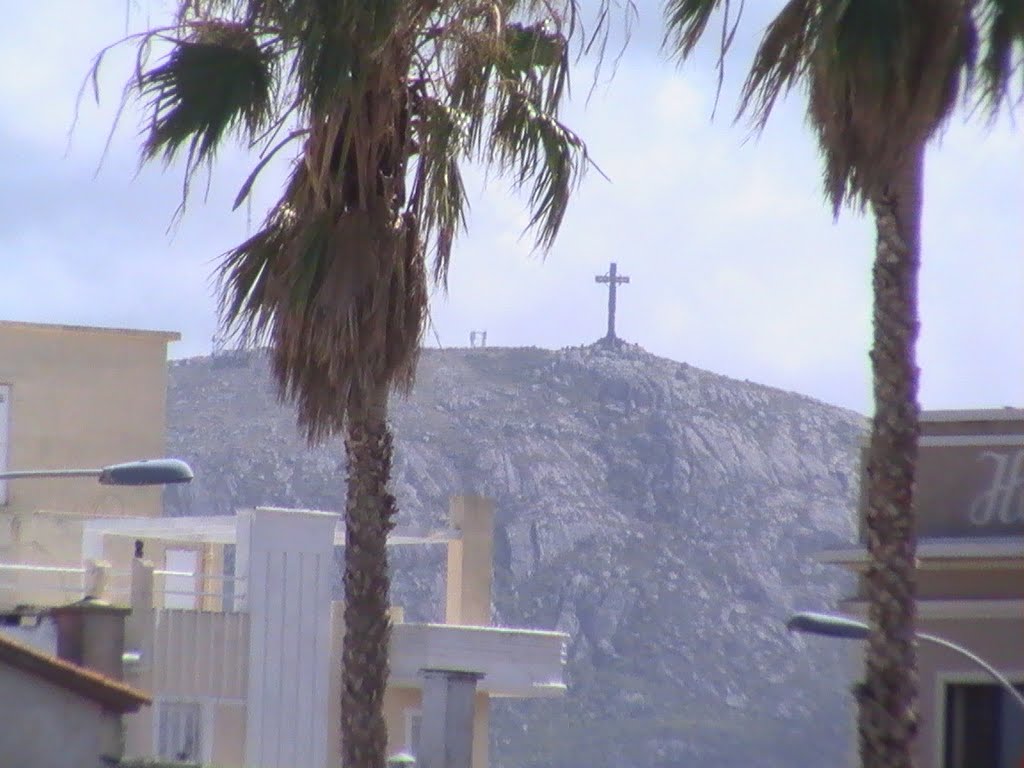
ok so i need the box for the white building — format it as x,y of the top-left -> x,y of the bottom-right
1,496 -> 567,768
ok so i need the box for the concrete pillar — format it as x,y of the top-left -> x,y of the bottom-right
445,496 -> 493,627
472,693 -> 489,768
50,599 -> 130,680
124,556 -> 155,758
418,669 -> 483,768
84,559 -> 110,601
236,507 -> 337,768
327,600 -> 345,768
129,558 -> 154,612
126,558 -> 154,647
200,542 -> 224,612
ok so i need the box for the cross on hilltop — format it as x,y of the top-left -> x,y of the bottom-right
594,262 -> 629,342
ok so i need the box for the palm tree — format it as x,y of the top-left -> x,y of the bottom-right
663,1 -> 1022,766
93,0 -> 623,765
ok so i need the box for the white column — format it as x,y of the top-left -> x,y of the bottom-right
84,559 -> 110,600
236,507 -> 338,768
418,669 -> 483,768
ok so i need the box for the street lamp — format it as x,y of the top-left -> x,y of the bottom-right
0,458 -> 194,486
787,611 -> 1024,712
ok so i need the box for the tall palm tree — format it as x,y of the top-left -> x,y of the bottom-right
95,0 -> 623,765
663,1 -> 1022,766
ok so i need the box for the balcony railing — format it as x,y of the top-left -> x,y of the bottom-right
0,561 -> 245,607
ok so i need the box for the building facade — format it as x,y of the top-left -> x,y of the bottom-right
822,408 -> 1024,767
0,320 -> 179,607
6,497 -> 567,768
0,320 -> 565,767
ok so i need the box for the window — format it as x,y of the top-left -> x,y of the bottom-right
944,682 -> 1024,768
0,384 -> 9,505
157,700 -> 203,762
406,709 -> 422,758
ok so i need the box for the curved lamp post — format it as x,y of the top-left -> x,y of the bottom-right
787,611 -> 1024,712
0,458 -> 194,486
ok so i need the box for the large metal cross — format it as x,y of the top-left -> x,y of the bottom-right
595,262 -> 630,340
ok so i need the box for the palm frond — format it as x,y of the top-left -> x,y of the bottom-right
504,22 -> 566,70
502,22 -> 570,112
827,0 -> 919,107
975,0 -> 1024,114
409,97 -> 469,286
274,210 -> 427,441
105,0 -> 622,443
738,0 -> 817,131
663,0 -> 723,60
137,21 -> 276,173
489,85 -> 587,251
809,0 -> 969,212
219,126 -> 428,442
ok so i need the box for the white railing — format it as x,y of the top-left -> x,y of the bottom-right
0,562 -> 97,604
151,570 -> 247,602
0,562 -> 246,607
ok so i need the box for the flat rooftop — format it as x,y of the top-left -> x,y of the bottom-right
0,319 -> 180,342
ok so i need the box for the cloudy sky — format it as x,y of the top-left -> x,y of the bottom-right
1,1 -> 1020,414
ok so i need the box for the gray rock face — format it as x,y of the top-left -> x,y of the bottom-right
164,341 -> 864,768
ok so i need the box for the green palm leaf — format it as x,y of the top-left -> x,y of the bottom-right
977,0 -> 1024,113
138,22 -> 275,170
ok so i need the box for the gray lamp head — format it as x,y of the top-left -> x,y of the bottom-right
786,611 -> 870,640
98,459 -> 194,486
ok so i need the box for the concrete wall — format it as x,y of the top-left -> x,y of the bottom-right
0,321 -> 177,607
122,559 -> 249,764
916,566 -> 1023,600
384,686 -> 423,756
127,697 -> 247,766
210,701 -> 247,766
914,615 -> 1024,768
389,622 -> 567,697
144,608 -> 249,698
0,613 -> 58,654
237,507 -> 336,768
0,660 -> 124,768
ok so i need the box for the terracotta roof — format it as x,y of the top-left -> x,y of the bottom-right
0,633 -> 151,714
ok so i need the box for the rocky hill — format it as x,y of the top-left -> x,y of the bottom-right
164,341 -> 865,768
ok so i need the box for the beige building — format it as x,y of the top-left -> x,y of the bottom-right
0,319 -> 564,767
821,408 -> 1024,768
0,320 -> 179,606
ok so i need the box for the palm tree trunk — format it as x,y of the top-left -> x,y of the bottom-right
342,387 -> 397,768
857,145 -> 925,768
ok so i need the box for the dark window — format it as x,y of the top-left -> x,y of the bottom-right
944,682 -> 1024,768
158,700 -> 202,763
